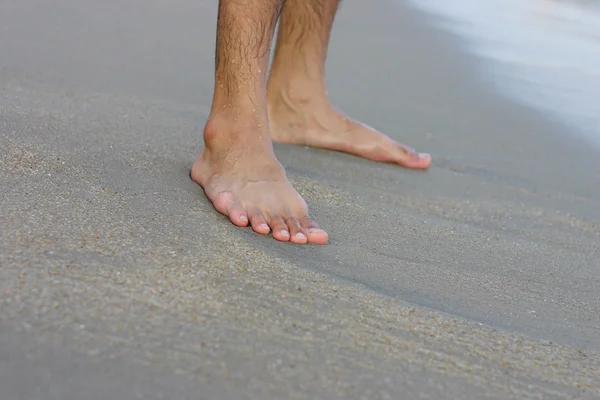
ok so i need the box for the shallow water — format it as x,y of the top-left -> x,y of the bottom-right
406,0 -> 600,147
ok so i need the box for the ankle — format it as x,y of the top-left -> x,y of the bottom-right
203,113 -> 274,156
267,75 -> 328,107
204,114 -> 262,143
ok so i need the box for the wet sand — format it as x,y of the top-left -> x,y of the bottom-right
1,0 -> 599,399
407,0 -> 600,149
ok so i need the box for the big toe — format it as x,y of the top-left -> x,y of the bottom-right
395,145 -> 432,169
213,192 -> 249,227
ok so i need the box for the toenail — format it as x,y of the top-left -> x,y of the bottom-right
308,228 -> 324,233
295,233 -> 307,240
418,152 -> 431,159
260,223 -> 269,231
239,215 -> 248,222
281,230 -> 290,237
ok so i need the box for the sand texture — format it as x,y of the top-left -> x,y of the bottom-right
1,0 -> 599,399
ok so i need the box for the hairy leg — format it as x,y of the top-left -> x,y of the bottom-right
268,0 -> 431,169
191,0 -> 328,244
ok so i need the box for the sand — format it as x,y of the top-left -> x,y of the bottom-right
1,0 -> 599,399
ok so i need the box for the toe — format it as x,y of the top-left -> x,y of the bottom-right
213,192 -> 248,227
229,208 -> 249,227
285,218 -> 307,244
300,217 -> 328,245
212,191 -> 234,215
249,209 -> 270,235
269,217 -> 291,242
394,144 -> 432,169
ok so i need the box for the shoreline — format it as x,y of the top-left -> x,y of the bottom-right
402,0 -> 600,152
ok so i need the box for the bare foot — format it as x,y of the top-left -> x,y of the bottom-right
268,92 -> 432,169
191,117 -> 329,245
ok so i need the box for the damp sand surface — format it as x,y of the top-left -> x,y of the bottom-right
1,0 -> 599,399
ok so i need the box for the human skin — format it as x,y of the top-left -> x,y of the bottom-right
191,0 -> 431,245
